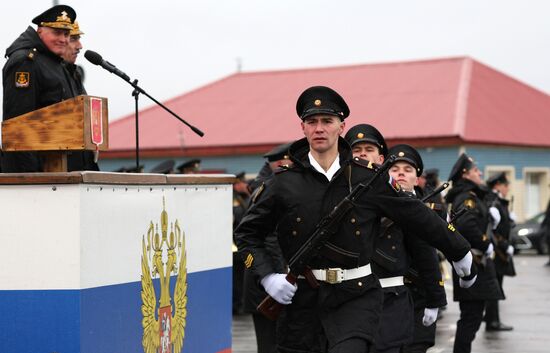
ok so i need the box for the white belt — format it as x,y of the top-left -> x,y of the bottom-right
302,264 -> 372,284
378,276 -> 404,288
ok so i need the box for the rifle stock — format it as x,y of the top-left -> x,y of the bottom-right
257,273 -> 298,321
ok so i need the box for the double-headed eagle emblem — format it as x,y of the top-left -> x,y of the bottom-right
141,200 -> 187,353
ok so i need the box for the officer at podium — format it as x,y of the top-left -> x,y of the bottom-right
2,5 -> 79,172
62,21 -> 86,95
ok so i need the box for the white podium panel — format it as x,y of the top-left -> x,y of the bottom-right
0,172 -> 234,353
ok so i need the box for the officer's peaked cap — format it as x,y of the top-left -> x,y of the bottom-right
344,124 -> 387,157
448,153 -> 476,182
387,144 -> 424,176
263,142 -> 292,162
149,160 -> 175,174
296,86 -> 350,120
32,5 -> 76,30
487,172 -> 509,187
176,159 -> 201,172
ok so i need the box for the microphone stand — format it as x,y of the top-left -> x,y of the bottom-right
132,79 -> 141,170
123,76 -> 205,170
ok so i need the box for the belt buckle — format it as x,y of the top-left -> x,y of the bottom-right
326,268 -> 343,284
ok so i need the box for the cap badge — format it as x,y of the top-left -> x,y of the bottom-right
57,11 -> 71,22
357,133 -> 364,138
314,99 -> 321,106
398,152 -> 405,157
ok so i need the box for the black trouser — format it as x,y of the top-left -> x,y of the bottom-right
329,338 -> 371,353
232,252 -> 244,313
252,313 -> 277,353
453,300 -> 485,353
372,346 -> 400,353
403,343 -> 431,353
484,273 -> 504,324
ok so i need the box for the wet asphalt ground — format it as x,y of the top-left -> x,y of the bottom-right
232,253 -> 550,353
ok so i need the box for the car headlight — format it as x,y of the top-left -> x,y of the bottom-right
517,228 -> 532,236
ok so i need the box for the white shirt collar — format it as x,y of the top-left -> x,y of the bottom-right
308,152 -> 341,181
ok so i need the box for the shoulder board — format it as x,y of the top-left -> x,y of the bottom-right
251,182 -> 265,204
352,157 -> 374,169
464,198 -> 476,209
424,202 -> 443,211
27,48 -> 37,61
274,165 -> 293,174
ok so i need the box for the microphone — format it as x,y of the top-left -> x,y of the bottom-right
84,50 -> 131,82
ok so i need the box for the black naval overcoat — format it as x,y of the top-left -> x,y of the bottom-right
446,179 -> 504,301
2,26 -> 78,172
372,189 -> 447,351
485,191 -> 516,277
63,62 -> 100,172
235,137 -> 471,353
405,187 -> 448,349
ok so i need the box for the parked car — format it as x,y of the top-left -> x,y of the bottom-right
511,212 -> 548,254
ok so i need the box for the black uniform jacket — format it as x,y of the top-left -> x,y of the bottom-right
374,190 -> 446,309
235,137 -> 471,350
236,137 -> 471,281
373,191 -> 447,350
406,186 -> 447,310
64,63 -> 87,95
405,187 -> 448,348
486,191 -> 516,277
446,179 -> 504,301
65,63 -> 100,171
2,27 -> 82,172
242,170 -> 285,313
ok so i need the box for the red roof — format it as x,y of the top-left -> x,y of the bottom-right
107,57 -> 550,157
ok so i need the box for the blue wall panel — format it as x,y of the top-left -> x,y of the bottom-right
100,145 -> 550,181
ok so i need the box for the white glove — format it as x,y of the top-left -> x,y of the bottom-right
506,245 -> 514,256
422,307 -> 439,326
459,275 -> 477,288
452,252 -> 472,277
261,273 -> 297,305
485,243 -> 494,258
489,207 -> 501,229
509,211 -> 517,222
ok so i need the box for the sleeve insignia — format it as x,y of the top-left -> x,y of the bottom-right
15,72 -> 30,88
439,280 -> 445,287
464,198 -> 476,209
447,223 -> 456,232
244,253 -> 254,268
388,175 -> 401,192
251,183 -> 265,204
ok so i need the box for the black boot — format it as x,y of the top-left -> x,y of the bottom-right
486,321 -> 513,331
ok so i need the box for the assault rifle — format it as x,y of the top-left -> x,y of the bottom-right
380,182 -> 450,229
257,155 -> 396,321
449,207 -> 468,224
423,182 -> 450,203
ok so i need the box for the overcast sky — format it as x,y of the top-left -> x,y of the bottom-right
1,0 -> 549,122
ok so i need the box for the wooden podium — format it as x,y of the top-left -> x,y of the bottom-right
1,95 -> 109,172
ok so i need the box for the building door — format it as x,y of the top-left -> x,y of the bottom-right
525,172 -> 544,218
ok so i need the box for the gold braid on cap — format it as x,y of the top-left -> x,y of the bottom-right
70,21 -> 84,36
40,10 -> 74,30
